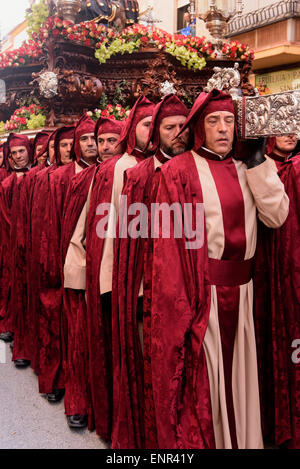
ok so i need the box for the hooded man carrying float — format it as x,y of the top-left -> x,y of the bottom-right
28,126 -> 75,401
85,95 -> 154,441
0,134 -> 33,352
61,115 -> 124,430
150,89 -> 289,449
8,132 -> 54,368
111,94 -> 190,449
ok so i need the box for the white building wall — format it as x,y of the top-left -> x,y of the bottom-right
138,0 -> 284,35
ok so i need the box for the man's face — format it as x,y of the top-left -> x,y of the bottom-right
59,138 -> 73,165
204,111 -> 235,157
275,135 -> 298,157
135,116 -> 152,151
159,115 -> 189,157
79,132 -> 98,162
49,139 -> 55,164
97,133 -> 122,162
35,144 -> 47,166
10,145 -> 29,169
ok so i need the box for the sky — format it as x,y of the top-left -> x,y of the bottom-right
0,0 -> 31,38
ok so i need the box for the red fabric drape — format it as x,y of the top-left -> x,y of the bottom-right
85,155 -> 123,441
151,152 -> 215,449
61,164 -> 97,418
254,154 -> 300,448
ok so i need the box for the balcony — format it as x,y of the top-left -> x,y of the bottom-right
226,0 -> 300,71
227,0 -> 300,36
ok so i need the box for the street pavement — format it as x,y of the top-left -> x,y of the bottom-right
0,341 -> 109,449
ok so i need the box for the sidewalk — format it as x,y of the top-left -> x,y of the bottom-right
0,342 -> 108,449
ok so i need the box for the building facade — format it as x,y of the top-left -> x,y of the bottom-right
139,0 -> 300,94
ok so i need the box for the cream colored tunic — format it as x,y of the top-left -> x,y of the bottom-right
192,151 -> 289,449
63,154 -> 141,293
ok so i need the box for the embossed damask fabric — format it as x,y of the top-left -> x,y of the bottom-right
151,145 -> 288,449
36,162 -> 78,393
61,164 -> 97,419
0,174 -> 17,335
111,156 -> 157,449
11,166 -> 43,362
0,168 -> 10,182
151,152 -> 215,449
27,165 -> 57,374
85,156 -> 122,440
255,154 -> 300,448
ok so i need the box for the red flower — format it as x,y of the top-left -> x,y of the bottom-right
52,29 -> 60,37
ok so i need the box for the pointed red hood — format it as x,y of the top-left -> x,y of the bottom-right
144,94 -> 188,153
117,95 -> 155,155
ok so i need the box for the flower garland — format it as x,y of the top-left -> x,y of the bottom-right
96,24 -> 254,71
86,104 -> 130,121
0,40 -> 43,69
0,104 -> 46,134
0,17 -> 254,72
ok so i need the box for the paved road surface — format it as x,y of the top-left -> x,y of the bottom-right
0,342 -> 109,449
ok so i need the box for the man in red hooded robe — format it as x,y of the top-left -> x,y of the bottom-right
0,142 -> 11,181
84,96 -> 154,441
254,134 -> 300,448
150,89 -> 289,449
32,131 -> 52,166
111,94 -> 190,449
26,130 -> 57,373
266,135 -> 298,170
58,114 -> 98,429
0,134 -> 33,354
9,131 -> 53,367
61,116 -> 125,432
29,126 -> 74,401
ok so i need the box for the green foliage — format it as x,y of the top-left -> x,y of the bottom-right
113,80 -> 129,107
26,113 -> 46,130
26,0 -> 49,38
99,92 -> 108,111
164,43 -> 206,71
95,38 -> 141,65
18,95 -> 42,108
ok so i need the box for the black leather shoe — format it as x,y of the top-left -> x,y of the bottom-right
67,414 -> 88,429
14,359 -> 30,368
0,332 -> 14,342
47,389 -> 65,403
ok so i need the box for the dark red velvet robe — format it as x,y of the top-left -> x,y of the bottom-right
111,155 -> 167,449
28,165 -> 56,374
0,173 -> 17,335
86,155 -> 123,441
150,151 -> 215,449
0,168 -> 10,182
0,169 -> 10,317
11,165 -> 46,362
112,157 -> 153,449
36,161 -> 77,393
254,154 -> 300,448
61,164 -> 97,418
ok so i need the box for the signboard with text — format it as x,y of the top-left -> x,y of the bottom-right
255,67 -> 300,95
